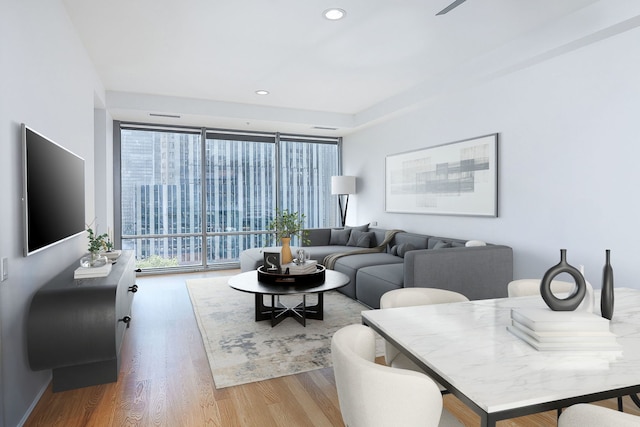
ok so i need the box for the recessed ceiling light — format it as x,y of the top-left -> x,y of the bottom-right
255,90 -> 269,95
323,8 -> 346,21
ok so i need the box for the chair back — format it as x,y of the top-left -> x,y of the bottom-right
558,403 -> 640,426
380,288 -> 469,365
508,278 -> 596,313
331,324 -> 443,427
508,279 -> 576,297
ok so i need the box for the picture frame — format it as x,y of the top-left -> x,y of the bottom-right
385,133 -> 498,217
263,251 -> 281,272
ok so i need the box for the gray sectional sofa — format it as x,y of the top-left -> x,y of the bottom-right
239,226 -> 513,309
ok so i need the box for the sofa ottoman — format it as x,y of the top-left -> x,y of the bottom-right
356,263 -> 405,309
333,253 -> 403,299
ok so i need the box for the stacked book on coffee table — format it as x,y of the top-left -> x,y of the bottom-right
281,260 -> 318,275
507,308 -> 620,351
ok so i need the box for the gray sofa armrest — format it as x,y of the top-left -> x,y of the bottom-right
403,245 -> 513,300
303,228 -> 332,246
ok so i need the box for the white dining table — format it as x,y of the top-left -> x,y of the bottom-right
361,288 -> 640,426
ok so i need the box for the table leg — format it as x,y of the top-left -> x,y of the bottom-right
630,393 -> 640,409
481,414 -> 496,427
303,292 -> 324,320
254,294 -> 271,321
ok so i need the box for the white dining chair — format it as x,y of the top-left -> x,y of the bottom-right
507,278 -> 576,297
380,288 -> 469,379
558,403 -> 640,426
507,278 -> 595,313
331,324 -> 463,427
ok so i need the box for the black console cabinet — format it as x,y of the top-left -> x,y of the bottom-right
27,251 -> 137,392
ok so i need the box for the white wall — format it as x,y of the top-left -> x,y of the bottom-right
344,23 -> 640,291
94,108 -> 114,236
0,1 -> 105,426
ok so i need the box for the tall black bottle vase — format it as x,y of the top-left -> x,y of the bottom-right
600,249 -> 614,320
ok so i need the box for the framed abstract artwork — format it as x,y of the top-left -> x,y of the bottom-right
385,133 -> 498,217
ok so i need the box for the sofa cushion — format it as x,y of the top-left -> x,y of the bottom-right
303,245 -> 362,264
396,243 -> 415,257
390,232 -> 429,252
239,245 -> 364,271
329,228 -> 351,245
346,223 -> 370,232
346,230 -> 374,248
356,264 -> 405,309
333,253 -> 403,299
432,240 -> 452,249
370,229 -> 388,247
303,228 -> 332,246
240,247 -> 265,271
428,236 -> 467,249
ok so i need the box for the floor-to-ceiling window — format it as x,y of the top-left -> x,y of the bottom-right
116,123 -> 340,271
119,126 -> 203,269
204,132 -> 276,266
280,136 -> 339,231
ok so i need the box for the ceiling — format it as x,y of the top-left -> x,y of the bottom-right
62,0 -> 605,134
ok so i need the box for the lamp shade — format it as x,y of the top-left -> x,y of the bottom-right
331,176 -> 356,195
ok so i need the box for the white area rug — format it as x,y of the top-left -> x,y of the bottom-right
186,276 -> 381,389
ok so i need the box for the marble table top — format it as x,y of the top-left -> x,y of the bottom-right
362,288 -> 640,422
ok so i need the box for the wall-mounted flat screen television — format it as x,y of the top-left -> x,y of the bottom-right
22,124 -> 85,256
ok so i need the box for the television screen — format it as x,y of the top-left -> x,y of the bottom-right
22,124 -> 85,256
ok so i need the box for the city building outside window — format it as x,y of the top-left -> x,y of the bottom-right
117,124 -> 340,271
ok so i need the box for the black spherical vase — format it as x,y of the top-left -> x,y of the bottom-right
540,249 -> 586,311
600,249 -> 614,320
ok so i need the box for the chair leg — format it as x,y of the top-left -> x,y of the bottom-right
631,393 -> 640,409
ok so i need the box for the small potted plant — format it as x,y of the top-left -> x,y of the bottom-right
103,229 -> 114,252
267,209 -> 309,263
84,227 -> 109,267
101,228 -> 123,261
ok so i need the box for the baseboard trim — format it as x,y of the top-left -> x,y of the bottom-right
16,375 -> 51,427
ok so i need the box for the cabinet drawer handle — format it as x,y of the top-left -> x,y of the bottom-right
128,285 -> 138,293
119,316 -> 132,328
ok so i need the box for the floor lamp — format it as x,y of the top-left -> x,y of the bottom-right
331,176 -> 356,227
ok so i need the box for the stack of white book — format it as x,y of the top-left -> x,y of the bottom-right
507,307 -> 620,351
74,262 -> 112,279
282,260 -> 318,275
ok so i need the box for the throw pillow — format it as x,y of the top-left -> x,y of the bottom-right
465,240 -> 487,247
396,243 -> 415,258
329,228 -> 351,245
433,240 -> 452,250
346,223 -> 370,232
346,230 -> 374,248
390,245 -> 399,256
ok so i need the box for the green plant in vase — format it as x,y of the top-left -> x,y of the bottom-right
103,229 -> 114,252
267,209 -> 309,264
86,227 -> 109,266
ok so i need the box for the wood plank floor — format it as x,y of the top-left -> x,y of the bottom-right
25,270 -> 640,426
